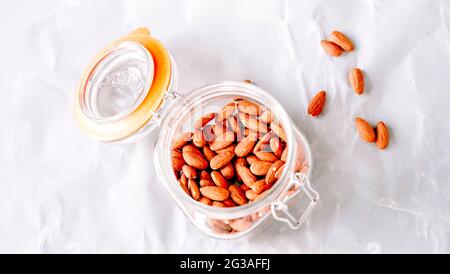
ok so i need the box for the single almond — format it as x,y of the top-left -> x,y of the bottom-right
254,151 -> 278,162
199,196 -> 212,206
182,165 -> 197,179
250,160 -> 273,176
228,184 -> 248,205
199,179 -> 216,187
172,149 -> 185,171
202,146 -> 216,161
183,151 -> 209,170
210,151 -> 235,170
281,147 -> 288,162
210,132 -> 235,151
211,170 -> 229,188
220,162 -> 235,180
192,130 -> 207,147
179,173 -> 188,187
349,68 -> 364,95
246,155 -> 259,165
234,134 -> 258,157
355,117 -> 376,143
223,198 -> 237,207
238,112 -> 268,133
265,160 -> 285,184
236,100 -> 261,116
251,179 -> 271,194
376,121 -> 389,149
235,157 -> 246,182
243,79 -> 252,84
269,137 -> 283,157
321,40 -> 343,57
236,164 -> 257,187
270,122 -> 287,142
194,112 -> 216,129
188,179 -> 200,200
200,186 -> 229,201
216,105 -> 236,122
307,90 -> 326,117
329,31 -> 354,51
172,132 -> 193,149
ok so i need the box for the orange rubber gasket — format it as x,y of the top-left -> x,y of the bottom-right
74,28 -> 172,142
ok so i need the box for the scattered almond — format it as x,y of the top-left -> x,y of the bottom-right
349,68 -> 364,95
376,121 -> 389,149
307,90 -> 326,117
329,31 -> 354,51
321,40 -> 343,57
355,117 -> 376,143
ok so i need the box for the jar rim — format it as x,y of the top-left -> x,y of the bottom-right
154,81 -> 313,219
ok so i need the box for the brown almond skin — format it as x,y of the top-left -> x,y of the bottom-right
270,137 -> 283,157
180,182 -> 190,196
172,132 -> 193,149
200,186 -> 230,201
182,165 -> 197,179
307,90 -> 326,117
188,179 -> 200,200
223,198 -> 237,207
376,121 -> 389,149
183,151 -> 209,170
193,130 -> 207,147
321,40 -> 343,57
238,112 -> 268,133
240,183 -> 250,192
329,31 -> 354,51
228,185 -> 248,205
215,144 -> 236,154
210,151 -> 235,170
237,100 -> 261,116
179,174 -> 188,187
172,150 -> 185,171
212,201 -> 226,208
355,117 -> 376,143
235,134 -> 257,157
200,170 -> 212,181
254,151 -> 278,162
210,132 -> 235,151
199,196 -> 212,206
349,68 -> 364,95
211,171 -> 229,188
246,155 -> 259,165
199,179 -> 216,187
265,160 -> 285,184
270,122 -> 287,142
182,144 -> 202,155
275,164 -> 286,179
236,164 -> 257,187
251,179 -> 271,194
194,112 -> 216,129
245,190 -> 258,200
250,160 -> 273,176
220,162 -> 235,180
202,146 -> 216,161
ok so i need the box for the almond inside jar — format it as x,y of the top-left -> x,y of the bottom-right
171,97 -> 289,209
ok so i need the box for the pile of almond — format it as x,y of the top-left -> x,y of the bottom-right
172,98 -> 289,207
315,30 -> 390,150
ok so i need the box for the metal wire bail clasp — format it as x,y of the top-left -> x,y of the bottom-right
271,173 -> 320,230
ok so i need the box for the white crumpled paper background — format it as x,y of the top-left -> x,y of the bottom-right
0,0 -> 449,253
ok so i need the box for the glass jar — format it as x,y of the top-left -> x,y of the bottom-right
75,28 -> 320,239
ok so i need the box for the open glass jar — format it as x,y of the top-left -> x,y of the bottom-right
75,28 -> 319,239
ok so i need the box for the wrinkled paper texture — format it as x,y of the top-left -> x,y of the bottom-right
0,0 -> 449,253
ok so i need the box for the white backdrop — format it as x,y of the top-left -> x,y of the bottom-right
0,0 -> 449,253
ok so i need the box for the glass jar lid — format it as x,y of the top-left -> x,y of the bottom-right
74,28 -> 173,142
